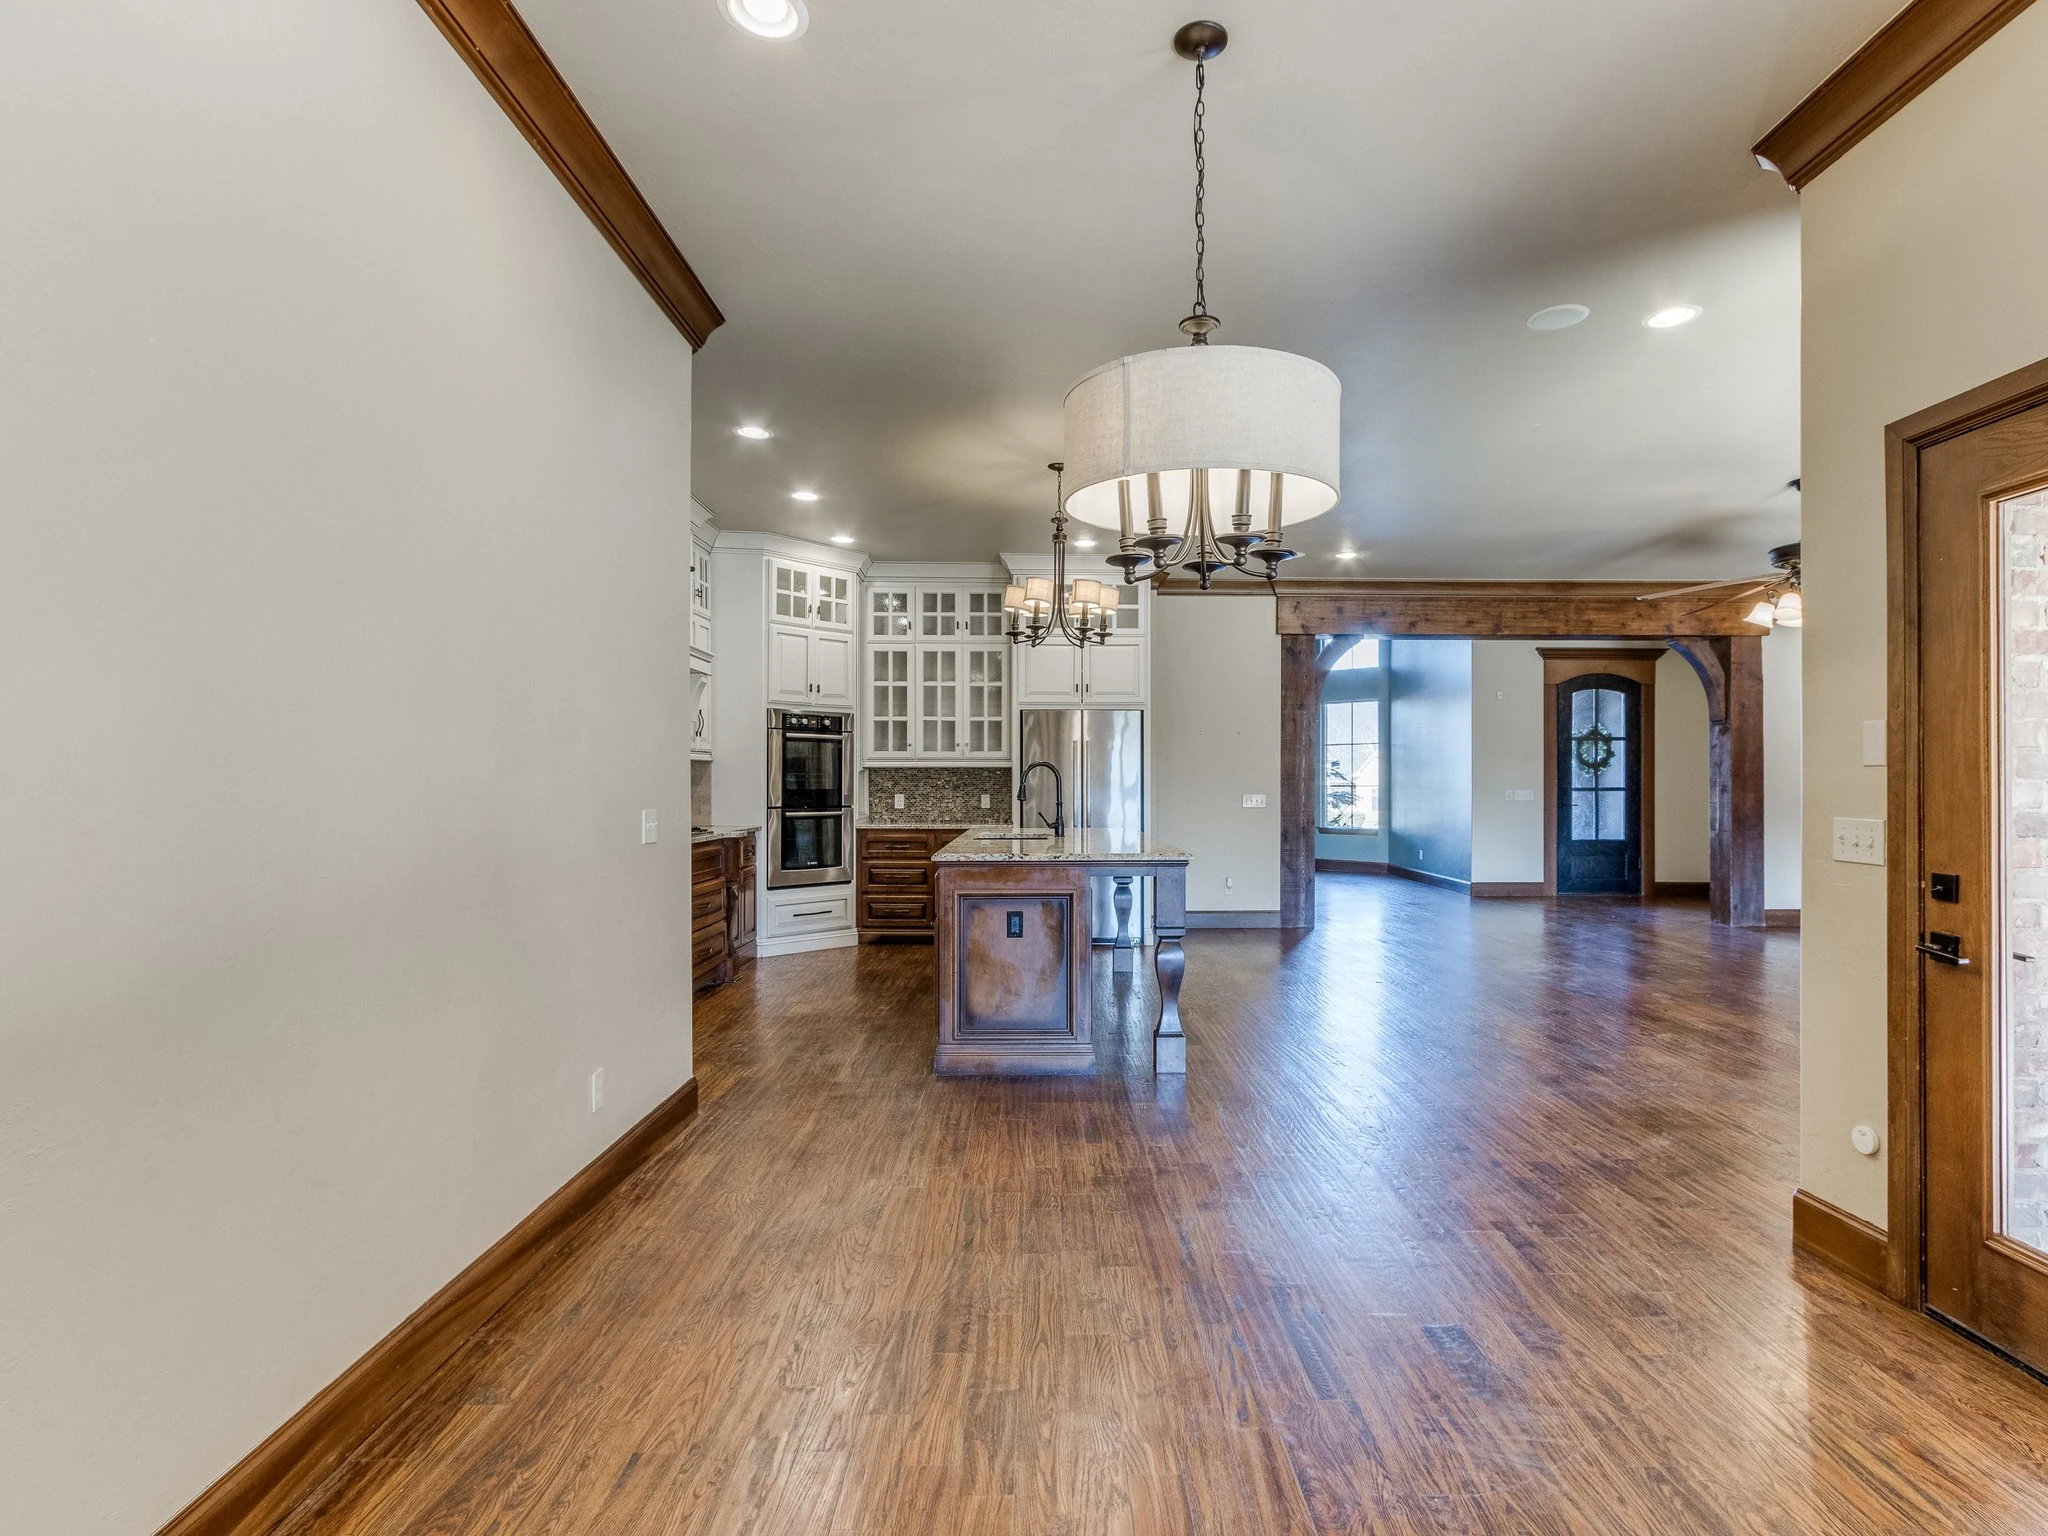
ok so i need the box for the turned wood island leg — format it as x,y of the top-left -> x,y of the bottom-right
1111,874 -> 1136,973
1153,865 -> 1188,1075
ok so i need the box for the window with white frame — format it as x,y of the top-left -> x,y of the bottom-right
1320,638 -> 1382,832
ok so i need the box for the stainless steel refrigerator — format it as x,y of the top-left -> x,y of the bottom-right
1018,708 -> 1145,943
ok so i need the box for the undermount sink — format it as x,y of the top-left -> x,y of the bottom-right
974,830 -> 1055,840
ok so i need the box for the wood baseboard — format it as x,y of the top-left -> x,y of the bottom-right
1792,1188 -> 1889,1292
1766,908 -> 1802,929
157,1076 -> 700,1536
1387,864 -> 1471,894
1471,882 -> 1545,900
1654,881 -> 1711,900
1315,858 -> 1388,876
1185,910 -> 1283,928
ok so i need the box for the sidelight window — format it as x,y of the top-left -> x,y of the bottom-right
1321,697 -> 1381,832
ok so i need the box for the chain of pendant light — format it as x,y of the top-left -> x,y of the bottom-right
1189,55 -> 1209,342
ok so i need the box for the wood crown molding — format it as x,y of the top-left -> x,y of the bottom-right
1792,1188 -> 1890,1292
1754,0 -> 2039,189
1259,581 -> 1764,639
418,0 -> 724,349
156,1077 -> 700,1536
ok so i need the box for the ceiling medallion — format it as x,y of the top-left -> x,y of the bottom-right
1057,20 -> 1342,591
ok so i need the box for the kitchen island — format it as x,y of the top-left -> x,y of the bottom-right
930,827 -> 1189,1077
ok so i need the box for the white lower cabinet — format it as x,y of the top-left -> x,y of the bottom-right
759,884 -> 857,955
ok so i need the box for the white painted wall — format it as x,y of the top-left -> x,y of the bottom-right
0,5 -> 698,1532
1152,596 -> 1280,912
1470,643 -> 1548,883
1467,643 -> 1714,886
1798,1 -> 2048,1225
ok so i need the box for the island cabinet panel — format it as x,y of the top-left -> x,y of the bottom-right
934,862 -> 1093,1076
855,827 -> 965,941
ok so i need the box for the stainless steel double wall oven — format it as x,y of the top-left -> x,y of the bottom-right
767,709 -> 853,888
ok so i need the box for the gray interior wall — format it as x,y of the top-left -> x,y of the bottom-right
1387,639 -> 1475,882
0,4 -> 698,1529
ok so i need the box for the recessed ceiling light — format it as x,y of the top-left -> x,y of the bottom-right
1526,304 -> 1589,331
720,0 -> 808,40
790,489 -> 820,502
829,534 -> 856,545
1334,549 -> 1360,560
1073,537 -> 1097,549
734,424 -> 772,440
1644,305 -> 1703,329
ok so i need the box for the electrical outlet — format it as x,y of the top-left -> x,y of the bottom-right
1225,876 -> 1235,891
1832,817 -> 1884,865
1242,793 -> 1267,809
893,793 -> 906,810
640,809 -> 657,845
1862,721 -> 1886,766
980,794 -> 991,809
589,1068 -> 604,1113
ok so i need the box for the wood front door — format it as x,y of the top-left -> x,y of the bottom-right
1918,396 -> 2048,1369
1555,675 -> 1643,895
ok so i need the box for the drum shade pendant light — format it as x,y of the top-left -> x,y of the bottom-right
1061,21 -> 1342,589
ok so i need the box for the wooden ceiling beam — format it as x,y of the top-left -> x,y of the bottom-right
1159,580 -> 1767,638
418,0 -> 725,349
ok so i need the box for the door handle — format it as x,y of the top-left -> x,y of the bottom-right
1918,931 -> 1972,967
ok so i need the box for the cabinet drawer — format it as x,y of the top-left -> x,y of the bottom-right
692,843 -> 727,879
866,862 -> 931,891
692,921 -> 728,970
765,887 -> 854,939
861,830 -> 930,859
862,896 -> 932,926
692,883 -> 726,923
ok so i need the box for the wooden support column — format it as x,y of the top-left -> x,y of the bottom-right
1668,636 -> 1766,928
1280,634 -> 1322,930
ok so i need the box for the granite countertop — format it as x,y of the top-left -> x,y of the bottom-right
931,826 -> 1190,866
689,824 -> 758,845
855,818 -> 978,831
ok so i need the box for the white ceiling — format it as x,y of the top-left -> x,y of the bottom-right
520,0 -> 1897,578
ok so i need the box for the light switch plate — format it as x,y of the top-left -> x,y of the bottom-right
1832,816 -> 1884,865
1862,720 -> 1886,766
1242,793 -> 1267,809
640,809 -> 657,845
1515,789 -> 1535,802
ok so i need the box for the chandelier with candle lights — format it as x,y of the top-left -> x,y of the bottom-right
1004,463 -> 1115,648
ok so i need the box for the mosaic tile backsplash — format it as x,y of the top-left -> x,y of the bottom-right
865,766 -> 1013,825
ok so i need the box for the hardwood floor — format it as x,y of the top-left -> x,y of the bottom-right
271,876 -> 2048,1534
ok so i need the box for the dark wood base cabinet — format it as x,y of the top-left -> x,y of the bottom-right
856,827 -> 966,942
693,834 -> 755,992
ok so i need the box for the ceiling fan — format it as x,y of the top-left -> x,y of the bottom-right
1635,540 -> 1801,628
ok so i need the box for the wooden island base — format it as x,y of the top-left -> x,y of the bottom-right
930,828 -> 1191,1077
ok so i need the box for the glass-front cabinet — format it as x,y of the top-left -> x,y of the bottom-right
860,580 -> 1011,762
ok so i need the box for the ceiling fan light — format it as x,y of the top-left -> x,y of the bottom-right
1773,591 -> 1803,628
1744,600 -> 1777,628
1061,346 -> 1341,530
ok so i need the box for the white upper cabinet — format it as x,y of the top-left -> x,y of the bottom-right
770,560 -> 811,626
691,535 -> 715,661
770,624 -> 853,708
813,630 -> 854,704
769,559 -> 855,631
862,576 -> 1014,761
1017,642 -> 1082,704
867,645 -> 912,758
1014,639 -> 1145,705
868,586 -> 914,641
